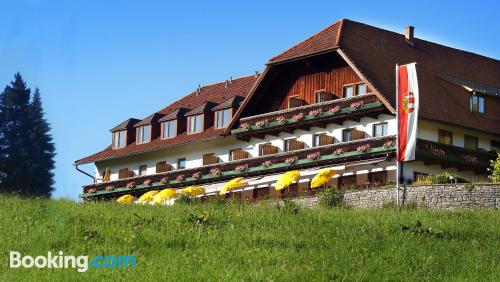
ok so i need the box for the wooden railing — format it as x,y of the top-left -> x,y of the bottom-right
118,169 -> 134,179
286,140 -> 305,151
231,150 -> 249,161
203,154 -> 220,166
260,144 -> 279,156
83,136 -> 396,194
319,134 -> 336,146
156,162 -> 172,173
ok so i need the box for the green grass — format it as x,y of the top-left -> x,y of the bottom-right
1,196 -> 499,281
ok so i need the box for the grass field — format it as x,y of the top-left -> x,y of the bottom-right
0,196 -> 499,281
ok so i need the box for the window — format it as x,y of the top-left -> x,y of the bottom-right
137,125 -> 151,144
313,134 -> 322,147
438,130 -> 453,145
284,138 -> 297,152
356,83 -> 367,95
187,114 -> 203,134
342,129 -> 353,142
343,85 -> 354,98
112,130 -> 126,149
161,120 -> 177,139
177,158 -> 186,169
373,122 -> 388,137
470,95 -> 484,113
215,108 -> 232,129
491,140 -> 500,152
156,161 -> 171,173
464,135 -> 478,150
139,165 -> 147,176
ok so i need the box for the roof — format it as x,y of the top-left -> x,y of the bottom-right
134,113 -> 164,127
268,19 -> 343,64
436,73 -> 500,98
158,108 -> 188,122
109,118 -> 140,132
76,75 -> 258,164
185,101 -> 215,116
212,96 -> 244,111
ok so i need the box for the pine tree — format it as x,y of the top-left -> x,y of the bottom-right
27,88 -> 55,196
0,73 -> 33,195
0,73 -> 55,197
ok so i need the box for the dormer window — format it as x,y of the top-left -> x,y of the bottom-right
215,108 -> 232,129
112,130 -> 126,149
356,83 -> 367,95
136,125 -> 151,144
470,95 -> 484,113
187,114 -> 203,134
161,120 -> 177,139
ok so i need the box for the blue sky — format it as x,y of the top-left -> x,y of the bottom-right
0,0 -> 498,199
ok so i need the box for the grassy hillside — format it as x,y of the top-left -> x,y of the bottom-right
1,196 -> 499,281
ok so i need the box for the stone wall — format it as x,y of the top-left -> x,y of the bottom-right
293,184 -> 500,210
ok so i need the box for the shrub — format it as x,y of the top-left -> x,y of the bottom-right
254,119 -> 269,128
261,160 -> 273,167
317,188 -> 344,208
414,172 -> 456,184
160,177 -> 169,184
488,153 -> 500,183
308,109 -> 322,117
234,164 -> 249,172
279,198 -> 301,215
383,140 -> 395,148
210,168 -> 221,177
306,152 -> 320,160
328,106 -> 340,115
275,116 -> 286,124
285,156 -> 298,165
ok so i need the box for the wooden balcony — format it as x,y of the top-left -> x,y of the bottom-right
81,136 -> 396,199
156,162 -> 172,173
260,144 -> 279,156
231,150 -> 249,161
416,138 -> 496,174
318,134 -> 336,146
232,94 -> 386,141
118,169 -> 134,179
285,139 -> 305,151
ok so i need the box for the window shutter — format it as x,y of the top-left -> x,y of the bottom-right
156,162 -> 172,173
319,135 -> 335,146
118,168 -> 133,179
232,150 -> 249,161
351,129 -> 366,141
203,154 -> 219,165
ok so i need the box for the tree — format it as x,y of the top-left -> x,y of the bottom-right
26,88 -> 56,196
0,73 -> 55,197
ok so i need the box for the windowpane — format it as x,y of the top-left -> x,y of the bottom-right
223,109 -> 231,127
464,135 -> 478,150
138,128 -> 143,143
143,126 -> 150,142
177,158 -> 186,169
438,130 -> 453,145
195,114 -> 203,132
343,86 -> 354,98
470,96 -> 485,113
139,165 -> 147,176
313,134 -> 321,147
343,129 -> 352,142
168,121 -> 176,138
374,123 -> 388,137
356,83 -> 366,95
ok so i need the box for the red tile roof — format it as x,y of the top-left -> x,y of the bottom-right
268,19 -> 343,64
76,75 -> 258,164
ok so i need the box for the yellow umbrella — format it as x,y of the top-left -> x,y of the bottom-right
151,188 -> 177,205
219,177 -> 247,195
136,190 -> 159,204
103,167 -> 111,182
116,194 -> 134,204
178,186 -> 205,196
310,169 -> 336,189
274,170 -> 300,191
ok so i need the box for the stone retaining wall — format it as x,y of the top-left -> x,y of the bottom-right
293,184 -> 500,209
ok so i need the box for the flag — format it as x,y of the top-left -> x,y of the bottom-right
397,63 -> 419,161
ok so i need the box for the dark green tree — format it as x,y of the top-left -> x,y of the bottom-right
0,73 -> 55,197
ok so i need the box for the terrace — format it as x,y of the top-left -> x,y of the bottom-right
81,135 -> 397,199
231,94 -> 386,140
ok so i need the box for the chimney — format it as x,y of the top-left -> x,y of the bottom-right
225,80 -> 229,88
254,71 -> 260,78
404,26 -> 415,47
229,76 -> 233,84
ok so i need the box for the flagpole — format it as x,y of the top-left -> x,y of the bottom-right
395,64 -> 400,207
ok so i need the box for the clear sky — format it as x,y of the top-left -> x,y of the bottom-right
0,0 -> 498,199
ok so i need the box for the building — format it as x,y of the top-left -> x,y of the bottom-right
75,19 -> 500,201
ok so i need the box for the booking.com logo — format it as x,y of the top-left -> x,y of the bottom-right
9,251 -> 136,272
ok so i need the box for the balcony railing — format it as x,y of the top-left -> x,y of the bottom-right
81,135 -> 396,198
416,139 -> 496,173
232,94 -> 384,138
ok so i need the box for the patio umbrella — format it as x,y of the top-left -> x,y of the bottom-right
103,167 -> 111,182
310,169 -> 336,189
274,170 -> 300,191
116,194 -> 134,204
151,188 -> 177,205
136,190 -> 159,204
219,177 -> 247,195
178,186 -> 205,196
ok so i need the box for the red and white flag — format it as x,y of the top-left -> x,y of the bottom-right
397,63 -> 419,162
